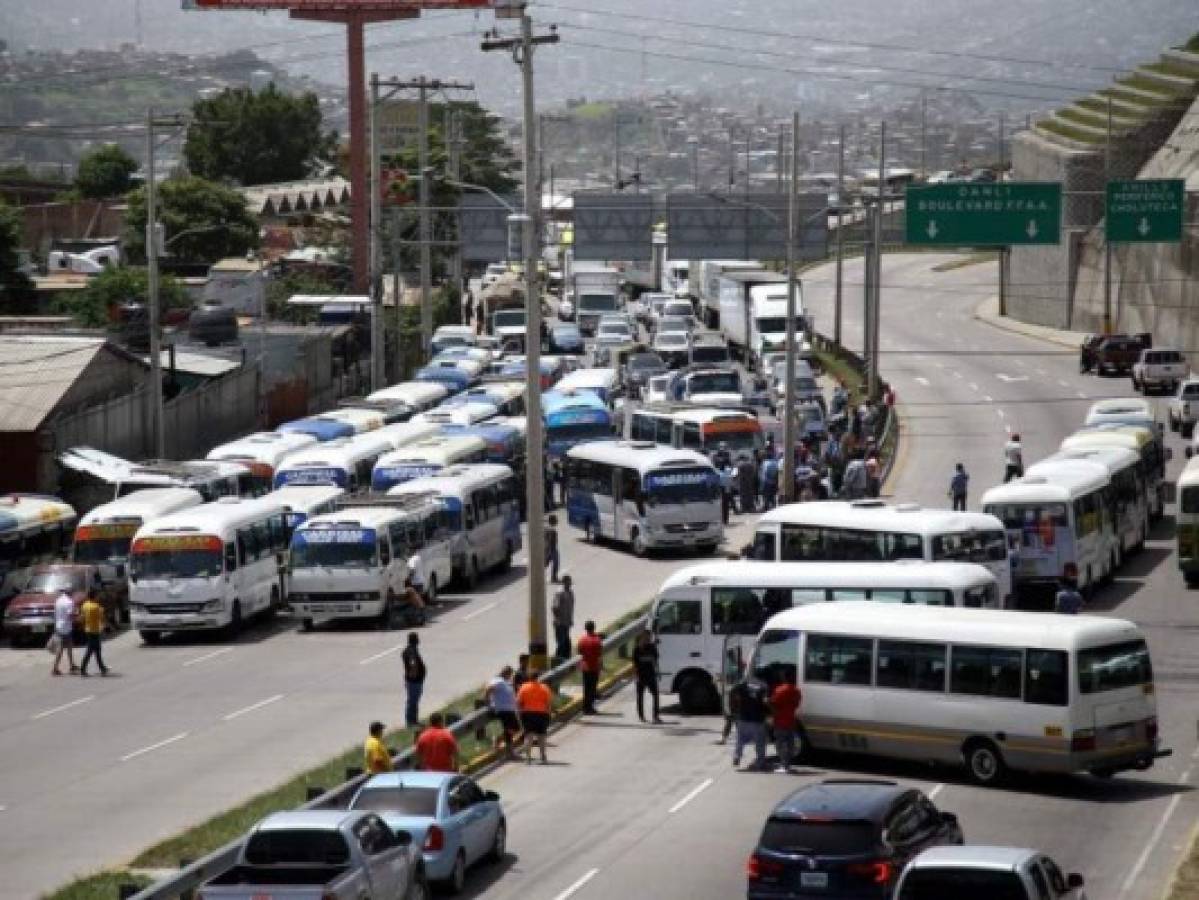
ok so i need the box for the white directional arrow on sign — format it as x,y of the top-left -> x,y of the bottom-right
1026,220 -> 1039,239
927,220 -> 939,239
996,373 -> 1029,383
1138,216 -> 1151,237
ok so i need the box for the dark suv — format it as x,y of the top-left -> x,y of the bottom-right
746,779 -> 964,899
1080,333 -> 1150,375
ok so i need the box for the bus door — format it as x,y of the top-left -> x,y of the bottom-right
708,587 -> 769,695
614,467 -> 641,542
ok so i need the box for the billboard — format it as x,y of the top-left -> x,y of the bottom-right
458,193 -> 522,263
666,192 -> 828,261
377,99 -> 420,157
572,193 -> 654,261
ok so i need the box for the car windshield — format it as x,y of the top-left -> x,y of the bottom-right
759,818 -> 876,854
692,347 -> 729,363
494,311 -> 525,327
629,354 -> 664,370
74,537 -> 134,563
657,334 -> 687,347
645,468 -> 719,504
290,536 -> 378,569
131,549 -> 222,579
1078,639 -> 1152,694
600,323 -> 630,335
26,572 -> 81,594
579,294 -> 618,311
690,372 -> 740,393
351,786 -> 440,817
659,318 -> 689,332
245,830 -> 350,867
897,869 -> 1027,900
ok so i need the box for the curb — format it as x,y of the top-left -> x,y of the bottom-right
972,295 -> 1084,350
880,403 -> 910,497
1160,820 -> 1199,900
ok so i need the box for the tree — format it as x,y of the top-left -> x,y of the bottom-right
0,199 -> 34,315
75,144 -> 138,199
184,84 -> 337,186
56,266 -> 189,328
123,176 -> 259,265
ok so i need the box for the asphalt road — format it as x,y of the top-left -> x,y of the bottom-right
453,253 -> 1199,900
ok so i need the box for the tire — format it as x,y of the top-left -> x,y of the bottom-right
139,629 -> 161,645
406,869 -> 431,900
679,674 -> 719,715
465,557 -> 479,590
630,528 -> 647,558
963,739 -> 1006,786
1186,574 -> 1199,589
584,519 -> 597,544
498,541 -> 514,573
698,542 -> 719,556
224,600 -> 243,639
300,617 -> 314,632
488,818 -> 507,863
426,575 -> 438,605
444,851 -> 467,895
262,587 -> 280,622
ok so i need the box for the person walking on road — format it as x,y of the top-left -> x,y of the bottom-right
546,515 -> 561,583
50,588 -> 78,677
736,455 -> 757,514
551,575 -> 575,662
718,460 -> 733,525
485,665 -> 522,759
632,631 -> 663,723
1055,570 -> 1085,614
577,620 -> 603,715
760,453 -> 779,510
364,721 -> 393,774
402,632 -> 427,728
769,673 -> 802,773
730,677 -> 770,770
516,671 -> 552,764
415,712 -> 459,772
78,591 -> 109,677
949,463 -> 969,511
1004,433 -> 1025,483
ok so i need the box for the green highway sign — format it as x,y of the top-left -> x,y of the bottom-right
1106,178 -> 1185,243
905,182 -> 1062,246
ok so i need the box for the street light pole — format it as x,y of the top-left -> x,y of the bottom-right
145,105 -> 164,459
368,74 -> 384,391
783,110 -> 800,503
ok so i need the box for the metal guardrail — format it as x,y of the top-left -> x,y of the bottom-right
127,615 -> 648,900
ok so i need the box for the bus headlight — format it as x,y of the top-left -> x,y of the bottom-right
201,599 -> 224,613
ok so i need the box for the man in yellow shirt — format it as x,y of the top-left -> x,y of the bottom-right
79,591 -> 109,677
364,721 -> 393,774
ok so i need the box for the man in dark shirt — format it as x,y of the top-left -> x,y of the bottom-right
632,631 -> 663,723
730,677 -> 769,770
546,514 -> 560,583
401,632 -> 427,728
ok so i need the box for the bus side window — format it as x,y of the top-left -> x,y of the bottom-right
1025,649 -> 1068,706
751,530 -> 776,561
654,598 -> 701,635
710,588 -> 764,635
622,468 -> 641,508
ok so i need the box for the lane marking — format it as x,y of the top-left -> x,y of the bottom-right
183,647 -> 232,667
359,644 -> 405,666
927,783 -> 944,800
968,382 -> 979,392
1119,767 -> 1192,896
552,868 -> 600,900
461,601 -> 498,622
997,409 -> 1006,419
33,695 -> 94,720
1058,379 -> 1070,388
1077,391 -> 1087,399
983,395 -> 993,403
995,373 -> 1028,383
668,777 -> 714,814
121,731 -> 189,762
913,376 -> 930,386
223,694 -> 285,722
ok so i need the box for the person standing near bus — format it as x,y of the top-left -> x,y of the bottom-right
632,630 -> 663,724
577,620 -> 603,715
730,677 -> 770,770
1004,433 -> 1025,482
1055,570 -> 1084,614
50,588 -> 78,677
949,463 -> 969,511
760,453 -> 780,510
736,455 -> 756,514
769,673 -> 802,773
551,575 -> 575,662
402,632 -> 426,728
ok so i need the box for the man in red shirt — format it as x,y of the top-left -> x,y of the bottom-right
414,712 -> 459,773
769,673 -> 802,773
577,620 -> 604,715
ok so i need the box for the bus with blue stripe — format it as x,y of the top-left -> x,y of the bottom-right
414,361 -> 475,394
370,435 -> 489,491
543,389 -> 614,459
439,380 -> 526,417
564,441 -> 723,556
272,433 -> 394,491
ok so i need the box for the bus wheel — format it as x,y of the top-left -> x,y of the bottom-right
499,541 -> 514,572
139,630 -> 161,645
698,542 -> 719,556
465,557 -> 479,590
584,520 -> 597,544
630,529 -> 647,557
679,675 -> 718,715
963,739 -> 1006,786
225,601 -> 243,639
300,617 -> 314,632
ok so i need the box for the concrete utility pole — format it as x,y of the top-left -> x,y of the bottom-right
1103,96 -> 1114,336
834,123 -> 846,348
920,91 -> 927,180
368,75 -> 385,391
482,10 -> 558,672
447,108 -> 464,325
782,110 -> 800,502
870,121 -> 886,401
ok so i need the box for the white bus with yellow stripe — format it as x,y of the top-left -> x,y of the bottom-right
1177,456 -> 1199,586
747,601 -> 1168,785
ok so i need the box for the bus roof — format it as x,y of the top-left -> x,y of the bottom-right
366,381 -> 449,407
79,487 -> 203,525
659,560 -> 996,594
388,463 -> 515,499
1062,427 -> 1152,453
134,495 -> 285,539
442,382 -> 524,405
757,500 -> 1004,535
1031,446 -> 1139,477
278,433 -> 392,469
376,434 -> 487,466
556,368 -> 619,391
298,505 -> 421,531
277,416 -> 354,441
637,404 -> 760,426
542,390 -> 610,415
207,431 -> 317,466
264,484 -> 346,513
1085,397 -> 1155,424
1020,458 -> 1111,489
760,600 -> 1142,651
566,440 -> 715,472
414,401 -> 499,426
375,421 -> 443,450
315,407 -> 385,432
981,467 -> 1109,506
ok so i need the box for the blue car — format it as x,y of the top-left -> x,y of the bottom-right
349,772 -> 506,894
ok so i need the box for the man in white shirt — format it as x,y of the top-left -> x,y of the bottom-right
484,665 -> 520,758
51,590 -> 78,676
1003,433 -> 1025,483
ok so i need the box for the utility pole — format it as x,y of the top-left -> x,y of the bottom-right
834,123 -> 845,348
919,91 -> 927,180
482,11 -> 558,672
727,124 -> 735,189
776,126 -> 784,193
447,109 -> 464,326
870,121 -> 886,400
368,75 -> 385,391
1103,96 -> 1113,336
782,110 -> 800,503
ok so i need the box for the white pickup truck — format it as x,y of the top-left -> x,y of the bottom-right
1132,348 -> 1187,395
1168,377 -> 1199,437
198,810 -> 427,900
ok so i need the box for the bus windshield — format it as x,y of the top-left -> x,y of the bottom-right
74,536 -> 134,562
131,549 -> 222,579
706,428 -> 759,454
645,468 -> 719,504
1078,639 -> 1152,694
290,532 -> 378,569
548,422 -> 612,442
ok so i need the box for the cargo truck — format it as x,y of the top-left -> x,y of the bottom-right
717,270 -> 810,369
692,260 -> 761,329
571,262 -> 623,336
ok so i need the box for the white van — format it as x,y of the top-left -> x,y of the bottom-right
371,435 -> 489,491
272,433 -> 394,491
207,432 -> 318,494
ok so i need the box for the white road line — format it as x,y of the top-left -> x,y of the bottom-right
461,601 -> 498,622
552,868 -> 600,900
32,695 -> 95,720
927,783 -> 944,800
1077,391 -> 1087,399
983,395 -> 993,403
997,409 -> 1006,419
120,731 -> 189,762
183,647 -> 232,667
913,376 -> 930,386
1058,379 -> 1070,388
359,643 -> 405,666
668,777 -> 714,814
223,694 -> 284,722
1119,767 -> 1192,896
968,383 -> 979,392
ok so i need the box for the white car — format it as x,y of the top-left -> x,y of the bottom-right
652,331 -> 691,368
1132,348 -> 1187,394
1168,378 -> 1199,437
644,374 -> 671,405
481,262 -> 507,288
896,846 -> 1086,900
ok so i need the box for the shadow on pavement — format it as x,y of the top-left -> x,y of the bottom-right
456,853 -> 519,900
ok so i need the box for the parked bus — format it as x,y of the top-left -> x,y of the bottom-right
750,500 -> 1013,605
745,601 -> 1167,783
543,389 -> 615,459
366,381 -> 450,415
265,484 -> 346,542
73,487 -> 203,596
441,380 -> 526,417
414,360 -> 476,393
272,433 -> 394,491
1178,456 -> 1199,586
1064,424 -> 1168,519
371,435 -> 489,491
555,367 -> 621,405
374,421 -> 443,452
128,495 -> 288,641
278,408 -> 385,441
389,464 -> 521,588
0,495 -> 78,604
565,441 -> 723,556
439,421 -> 525,468
651,560 -> 1001,713
413,401 -> 499,428
629,405 -> 763,457
982,464 -> 1113,604
207,432 -> 317,495
287,494 -> 453,628
335,396 -> 417,425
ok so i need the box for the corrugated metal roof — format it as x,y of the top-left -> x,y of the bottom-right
0,336 -> 109,431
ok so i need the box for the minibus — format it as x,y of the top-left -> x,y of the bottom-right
543,389 -> 615,459
207,431 -> 317,494
0,495 -> 78,604
414,401 -> 499,428
272,433 -> 394,491
441,380 -> 526,417
629,405 -> 764,457
1177,456 -> 1199,586
371,435 -> 489,491
265,484 -> 346,542
555,367 -> 621,405
366,381 -> 450,415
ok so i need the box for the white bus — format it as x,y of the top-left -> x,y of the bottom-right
751,500 -> 1013,606
265,484 -> 347,542
982,464 -> 1113,603
628,405 -> 764,457
272,433 -> 394,491
444,381 -> 526,417
374,421 -> 442,452
0,495 -> 78,603
746,601 -> 1167,783
371,435 -> 489,491
73,487 -> 204,594
1178,456 -> 1199,586
390,463 -> 522,588
555,367 -> 621,405
366,381 -> 450,415
128,496 -> 288,641
413,401 -> 499,428
651,560 -> 999,714
310,407 -> 386,435
1084,397 -> 1159,430
287,494 -> 453,629
564,441 -> 723,556
1063,425 -> 1168,519
58,448 -> 251,501
207,431 -> 318,495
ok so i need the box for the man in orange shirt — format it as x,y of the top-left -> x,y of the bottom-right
769,672 -> 803,773
516,671 -> 552,764
414,712 -> 459,773
576,620 -> 603,715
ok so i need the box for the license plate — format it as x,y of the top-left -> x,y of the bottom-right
800,873 -> 828,889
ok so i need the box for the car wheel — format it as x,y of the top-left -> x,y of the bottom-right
300,617 -> 314,632
963,739 -> 1006,786
224,601 -> 243,640
679,675 -> 719,715
139,629 -> 161,645
406,868 -> 431,900
488,818 -> 507,863
630,528 -> 647,558
444,851 -> 467,895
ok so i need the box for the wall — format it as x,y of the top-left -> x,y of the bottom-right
19,201 -> 126,254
